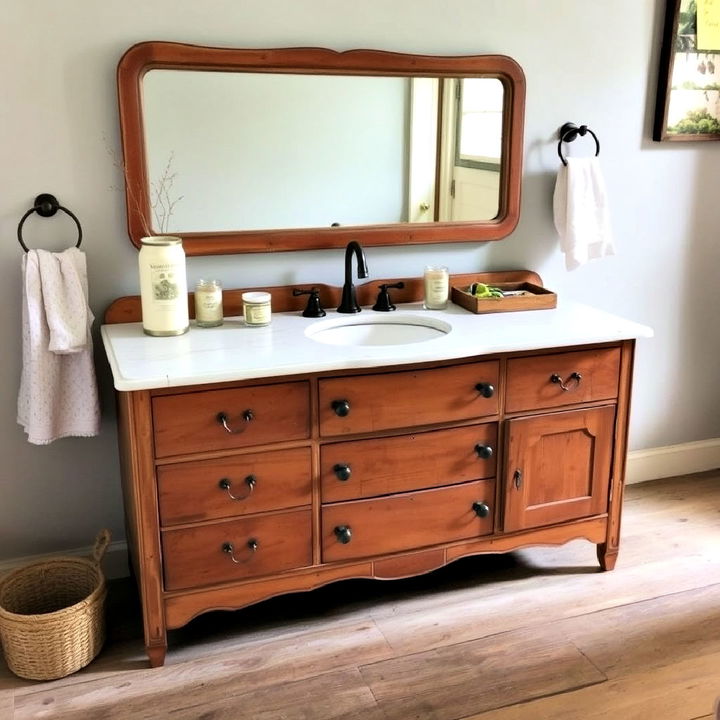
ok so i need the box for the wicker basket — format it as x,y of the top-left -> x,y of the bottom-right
0,530 -> 111,681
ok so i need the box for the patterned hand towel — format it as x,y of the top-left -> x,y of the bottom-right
17,247 -> 100,444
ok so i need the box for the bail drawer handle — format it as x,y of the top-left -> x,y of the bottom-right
550,372 -> 582,392
217,409 -> 255,433
218,475 -> 257,500
222,539 -> 259,563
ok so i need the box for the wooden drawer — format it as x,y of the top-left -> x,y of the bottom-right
321,424 -> 497,503
157,447 -> 312,526
152,381 -> 310,458
321,480 -> 495,563
505,348 -> 621,413
162,509 -> 312,590
318,361 -> 499,437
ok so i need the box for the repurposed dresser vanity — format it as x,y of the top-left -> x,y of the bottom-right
102,273 -> 652,667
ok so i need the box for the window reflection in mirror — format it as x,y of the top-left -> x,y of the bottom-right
142,71 -> 504,235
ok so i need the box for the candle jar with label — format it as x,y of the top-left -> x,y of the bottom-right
138,236 -> 189,336
242,291 -> 272,327
423,265 -> 449,310
194,279 -> 223,327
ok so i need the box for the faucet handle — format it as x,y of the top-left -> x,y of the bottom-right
372,282 -> 405,312
292,287 -> 326,318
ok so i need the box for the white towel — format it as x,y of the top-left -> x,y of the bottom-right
17,247 -> 101,444
553,156 -> 615,271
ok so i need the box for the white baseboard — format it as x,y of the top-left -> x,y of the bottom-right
0,540 -> 130,581
1,440 -> 717,581
626,438 -> 720,484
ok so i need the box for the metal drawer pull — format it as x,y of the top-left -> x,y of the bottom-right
474,444 -> 493,460
217,409 -> 255,433
472,501 -> 491,518
475,382 -> 495,398
333,463 -> 352,481
550,372 -> 582,391
218,475 -> 256,500
334,525 -> 352,544
331,399 -> 351,417
222,539 -> 258,563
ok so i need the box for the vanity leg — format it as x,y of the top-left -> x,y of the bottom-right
597,543 -> 618,571
146,643 -> 167,668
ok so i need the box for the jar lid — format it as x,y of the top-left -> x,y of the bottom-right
242,291 -> 271,303
141,236 -> 183,246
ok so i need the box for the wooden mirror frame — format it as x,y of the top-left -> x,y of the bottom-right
117,42 -> 526,256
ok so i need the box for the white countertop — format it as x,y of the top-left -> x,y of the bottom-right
101,299 -> 653,391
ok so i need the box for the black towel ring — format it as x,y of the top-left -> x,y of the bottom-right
557,122 -> 600,166
17,193 -> 83,253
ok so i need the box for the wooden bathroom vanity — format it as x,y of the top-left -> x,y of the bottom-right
102,273 -> 652,667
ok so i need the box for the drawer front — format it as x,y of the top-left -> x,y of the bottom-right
321,424 -> 497,503
152,381 -> 310,458
505,348 -> 621,413
321,480 -> 495,563
162,509 -> 312,590
318,361 -> 499,437
157,447 -> 312,526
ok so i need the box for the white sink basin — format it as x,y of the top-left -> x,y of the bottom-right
305,314 -> 451,346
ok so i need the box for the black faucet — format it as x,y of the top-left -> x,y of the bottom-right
337,241 -> 368,313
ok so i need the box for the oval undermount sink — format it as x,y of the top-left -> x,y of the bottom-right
305,314 -> 451,347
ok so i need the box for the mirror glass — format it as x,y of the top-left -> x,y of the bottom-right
142,71 -> 504,233
117,44 -> 525,255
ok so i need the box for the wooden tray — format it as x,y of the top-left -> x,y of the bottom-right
451,282 -> 557,314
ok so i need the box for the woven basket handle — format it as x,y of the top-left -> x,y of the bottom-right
91,529 -> 112,564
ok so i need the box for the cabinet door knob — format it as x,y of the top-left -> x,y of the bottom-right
331,399 -> 351,417
333,463 -> 352,481
550,372 -> 582,391
474,444 -> 493,460
472,501 -> 491,518
334,525 -> 353,544
475,382 -> 495,398
217,409 -> 254,433
218,474 -> 256,500
513,469 -> 523,490
222,539 -> 259,563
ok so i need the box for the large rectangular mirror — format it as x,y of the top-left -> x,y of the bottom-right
117,43 -> 525,255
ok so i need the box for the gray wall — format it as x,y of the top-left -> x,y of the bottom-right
2,0 -> 719,561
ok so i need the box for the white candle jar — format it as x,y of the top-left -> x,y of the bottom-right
242,291 -> 272,327
194,279 -> 223,327
138,236 -> 189,336
423,265 -> 449,310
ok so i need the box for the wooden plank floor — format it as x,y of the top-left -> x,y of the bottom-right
1,471 -> 719,720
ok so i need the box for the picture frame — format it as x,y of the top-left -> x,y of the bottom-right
654,0 -> 720,141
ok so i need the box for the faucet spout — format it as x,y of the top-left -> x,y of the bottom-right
337,241 -> 369,313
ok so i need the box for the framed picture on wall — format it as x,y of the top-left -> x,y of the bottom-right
654,0 -> 720,141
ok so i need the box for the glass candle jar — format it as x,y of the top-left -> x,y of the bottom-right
423,265 -> 449,310
194,279 -> 223,327
138,236 -> 189,336
242,291 -> 272,327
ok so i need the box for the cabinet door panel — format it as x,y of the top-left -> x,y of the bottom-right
504,406 -> 615,532
318,361 -> 499,436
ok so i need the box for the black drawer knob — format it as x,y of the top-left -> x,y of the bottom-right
475,382 -> 495,398
333,463 -> 352,481
475,444 -> 493,460
334,525 -> 352,544
331,399 -> 351,417
472,501 -> 491,518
